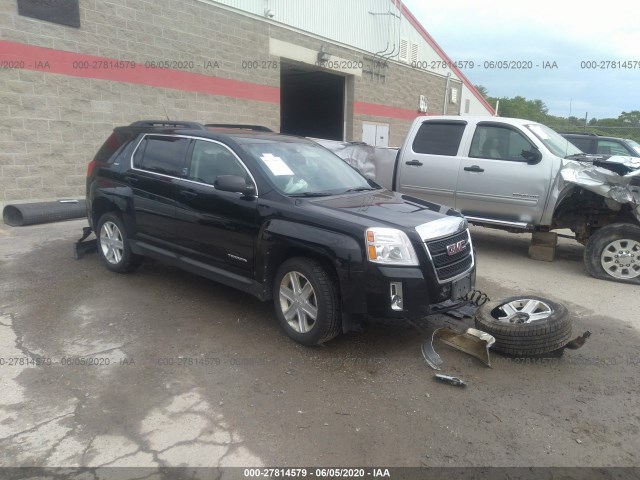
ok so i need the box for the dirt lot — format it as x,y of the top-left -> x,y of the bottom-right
0,219 -> 639,472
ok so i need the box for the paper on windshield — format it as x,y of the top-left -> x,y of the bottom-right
260,153 -> 294,176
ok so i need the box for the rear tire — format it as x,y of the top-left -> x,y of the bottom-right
475,296 -> 572,356
584,223 -> 640,284
273,257 -> 341,346
96,212 -> 142,273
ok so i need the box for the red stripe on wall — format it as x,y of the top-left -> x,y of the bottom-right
0,40 -> 280,104
2,40 -> 430,121
354,101 -> 423,121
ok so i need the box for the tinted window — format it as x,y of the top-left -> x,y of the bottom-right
188,140 -> 247,186
95,129 -> 133,163
470,125 -> 534,161
137,136 -> 190,176
565,136 -> 593,153
412,122 -> 465,156
597,140 -> 633,156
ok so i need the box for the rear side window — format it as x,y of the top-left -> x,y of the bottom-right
412,122 -> 465,156
134,136 -> 190,177
565,137 -> 593,153
94,129 -> 133,163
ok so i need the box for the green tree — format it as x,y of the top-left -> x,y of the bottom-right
475,88 -> 640,143
619,110 -> 640,126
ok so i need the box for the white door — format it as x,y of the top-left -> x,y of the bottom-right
362,123 -> 389,147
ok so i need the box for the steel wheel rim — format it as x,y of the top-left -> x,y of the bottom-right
279,271 -> 318,334
600,238 -> 640,279
99,221 -> 125,265
493,299 -> 553,324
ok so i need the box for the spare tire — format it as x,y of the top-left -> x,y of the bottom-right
475,296 -> 572,356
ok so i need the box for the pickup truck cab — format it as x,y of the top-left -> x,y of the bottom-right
86,121 -> 476,345
394,116 -> 640,284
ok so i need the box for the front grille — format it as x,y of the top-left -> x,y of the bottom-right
425,230 -> 473,282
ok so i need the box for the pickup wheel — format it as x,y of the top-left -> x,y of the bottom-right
96,212 -> 142,273
475,296 -> 572,356
273,257 -> 341,346
584,223 -> 640,284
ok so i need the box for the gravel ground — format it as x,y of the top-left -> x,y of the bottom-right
0,219 -> 638,474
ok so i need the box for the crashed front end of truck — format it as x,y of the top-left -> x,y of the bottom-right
546,154 -> 640,283
557,155 -> 640,226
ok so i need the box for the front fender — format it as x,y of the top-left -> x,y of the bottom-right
256,219 -> 366,312
544,184 -> 578,227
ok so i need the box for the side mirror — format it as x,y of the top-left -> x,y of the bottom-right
214,175 -> 256,196
521,147 -> 542,164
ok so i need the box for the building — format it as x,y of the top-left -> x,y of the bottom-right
0,0 -> 493,205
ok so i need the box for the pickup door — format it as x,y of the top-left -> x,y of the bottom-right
397,120 -> 553,227
396,120 -> 466,208
455,121 -> 552,226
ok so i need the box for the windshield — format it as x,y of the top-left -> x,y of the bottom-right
241,140 -> 376,196
525,124 -> 582,158
626,139 -> 640,156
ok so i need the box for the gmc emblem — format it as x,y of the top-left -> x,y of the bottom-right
446,240 -> 467,256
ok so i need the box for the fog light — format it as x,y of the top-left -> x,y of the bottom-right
390,282 -> 404,311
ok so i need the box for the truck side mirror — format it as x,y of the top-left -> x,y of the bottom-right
521,147 -> 542,164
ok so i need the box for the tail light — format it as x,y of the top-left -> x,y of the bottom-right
87,159 -> 97,177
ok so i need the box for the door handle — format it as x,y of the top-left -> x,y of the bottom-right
405,160 -> 423,166
463,165 -> 485,172
124,175 -> 139,183
180,189 -> 198,198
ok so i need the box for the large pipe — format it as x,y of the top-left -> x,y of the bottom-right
3,200 -> 86,227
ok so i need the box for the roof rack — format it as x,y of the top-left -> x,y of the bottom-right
129,120 -> 206,130
205,124 -> 273,132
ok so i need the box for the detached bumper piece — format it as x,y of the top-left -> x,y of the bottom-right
421,326 -> 495,370
74,227 -> 97,260
435,373 -> 467,387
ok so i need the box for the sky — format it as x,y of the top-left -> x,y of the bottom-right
402,0 -> 640,120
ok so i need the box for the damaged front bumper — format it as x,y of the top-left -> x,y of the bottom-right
559,155 -> 640,223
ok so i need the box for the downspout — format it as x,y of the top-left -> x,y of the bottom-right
443,72 -> 451,114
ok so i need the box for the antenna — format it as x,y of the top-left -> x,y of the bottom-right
163,105 -> 170,121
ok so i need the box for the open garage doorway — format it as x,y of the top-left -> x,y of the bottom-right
280,62 -> 345,140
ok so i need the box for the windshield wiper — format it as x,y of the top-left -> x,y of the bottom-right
288,191 -> 334,197
342,187 -> 378,193
564,153 -> 597,160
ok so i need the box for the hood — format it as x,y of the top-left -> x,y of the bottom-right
307,189 -> 463,230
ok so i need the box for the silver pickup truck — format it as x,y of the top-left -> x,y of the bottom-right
317,116 -> 640,284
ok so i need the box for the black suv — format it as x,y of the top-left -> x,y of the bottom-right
560,132 -> 640,157
86,121 -> 475,345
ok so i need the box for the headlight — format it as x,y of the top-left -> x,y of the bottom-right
365,228 -> 419,266
609,186 -> 634,204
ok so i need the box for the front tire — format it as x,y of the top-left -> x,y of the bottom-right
96,212 -> 142,273
273,257 -> 341,346
584,223 -> 640,284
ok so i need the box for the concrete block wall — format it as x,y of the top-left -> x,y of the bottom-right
1,0 -> 460,205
